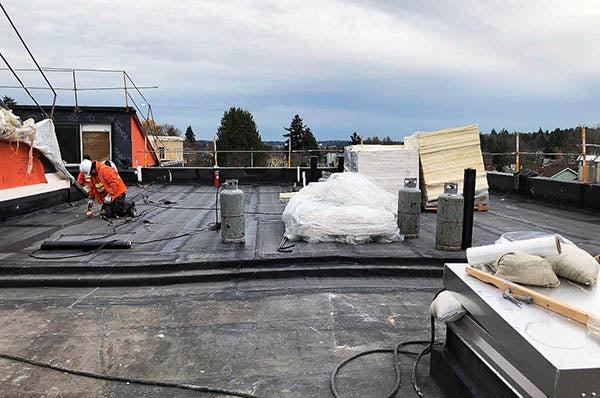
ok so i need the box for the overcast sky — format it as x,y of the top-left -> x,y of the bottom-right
2,1 -> 600,141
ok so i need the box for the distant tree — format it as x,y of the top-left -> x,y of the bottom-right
1,95 -> 17,109
349,131 -> 362,145
141,120 -> 182,136
364,136 -> 380,144
217,107 -> 264,166
185,125 -> 196,144
284,114 -> 306,150
301,127 -> 318,150
382,136 -> 395,145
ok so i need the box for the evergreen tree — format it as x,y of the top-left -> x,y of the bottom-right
1,95 -> 17,109
349,132 -> 362,145
217,107 -> 264,166
284,114 -> 306,150
382,136 -> 394,145
283,114 -> 319,150
185,125 -> 196,144
302,127 -> 318,150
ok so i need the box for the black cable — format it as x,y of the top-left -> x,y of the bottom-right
411,317 -> 438,398
131,228 -> 209,245
139,203 -> 282,216
329,289 -> 446,398
0,352 -> 261,398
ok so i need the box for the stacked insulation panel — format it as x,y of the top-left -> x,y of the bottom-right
344,145 -> 420,196
404,124 -> 488,209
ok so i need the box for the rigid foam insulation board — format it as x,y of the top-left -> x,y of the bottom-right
344,144 -> 419,195
404,124 -> 488,208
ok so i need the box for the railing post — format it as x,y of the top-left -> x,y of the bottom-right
213,137 -> 218,167
288,137 -> 292,167
72,69 -> 80,112
515,131 -> 520,172
251,152 -> 254,167
582,126 -> 588,183
123,71 -> 128,108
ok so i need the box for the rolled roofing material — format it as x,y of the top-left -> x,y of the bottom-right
404,124 -> 488,207
466,235 -> 561,266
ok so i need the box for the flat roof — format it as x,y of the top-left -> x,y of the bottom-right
1,185 -> 599,285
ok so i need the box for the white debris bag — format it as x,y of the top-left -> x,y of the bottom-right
282,172 -> 402,244
430,291 -> 465,323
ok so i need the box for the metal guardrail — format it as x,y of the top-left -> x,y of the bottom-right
0,67 -> 157,123
141,148 -> 344,168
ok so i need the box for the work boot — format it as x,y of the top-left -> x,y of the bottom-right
129,202 -> 137,218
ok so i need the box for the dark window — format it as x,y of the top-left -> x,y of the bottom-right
54,124 -> 80,163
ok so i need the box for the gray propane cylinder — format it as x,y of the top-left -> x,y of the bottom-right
397,178 -> 421,238
219,179 -> 245,243
435,182 -> 464,251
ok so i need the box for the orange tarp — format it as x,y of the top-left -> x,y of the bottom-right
0,141 -> 47,189
131,115 -> 158,167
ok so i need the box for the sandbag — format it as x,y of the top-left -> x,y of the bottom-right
546,245 -> 599,286
429,291 -> 465,323
493,252 -> 560,288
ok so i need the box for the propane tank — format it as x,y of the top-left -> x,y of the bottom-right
397,178 -> 421,238
219,179 -> 245,243
435,182 -> 464,251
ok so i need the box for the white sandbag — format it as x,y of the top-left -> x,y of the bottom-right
546,245 -> 599,286
466,235 -> 561,266
430,291 -> 465,323
493,252 -> 560,288
282,172 -> 401,244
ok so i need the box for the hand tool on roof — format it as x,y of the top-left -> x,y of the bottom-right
466,265 -> 600,334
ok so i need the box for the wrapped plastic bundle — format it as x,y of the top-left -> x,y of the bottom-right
282,172 -> 402,244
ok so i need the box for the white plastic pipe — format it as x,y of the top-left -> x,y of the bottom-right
466,235 -> 561,266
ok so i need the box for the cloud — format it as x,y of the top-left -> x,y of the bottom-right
2,0 -> 600,139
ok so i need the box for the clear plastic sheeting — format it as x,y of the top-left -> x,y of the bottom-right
282,172 -> 403,244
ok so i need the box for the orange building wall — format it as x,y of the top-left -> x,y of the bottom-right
0,142 -> 47,189
131,116 -> 158,167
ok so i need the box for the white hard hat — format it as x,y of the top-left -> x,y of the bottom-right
80,159 -> 92,175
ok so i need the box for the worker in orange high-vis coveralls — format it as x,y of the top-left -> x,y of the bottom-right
77,156 -> 107,217
79,159 -> 136,218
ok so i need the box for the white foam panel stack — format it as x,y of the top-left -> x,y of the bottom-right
344,145 -> 420,196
